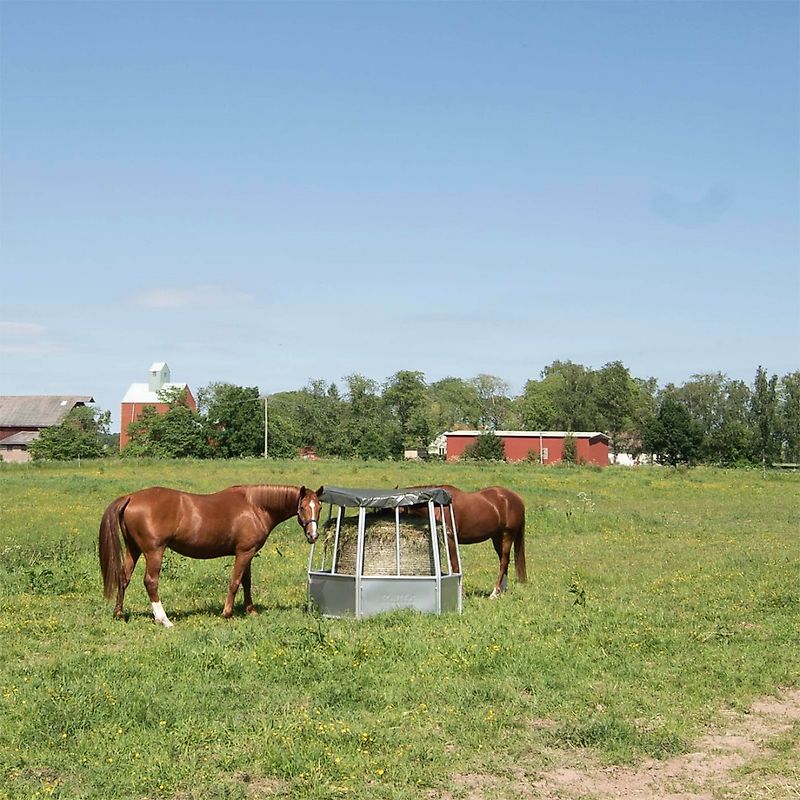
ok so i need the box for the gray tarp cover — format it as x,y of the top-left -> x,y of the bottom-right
319,486 -> 452,508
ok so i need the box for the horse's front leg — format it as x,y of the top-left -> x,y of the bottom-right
143,548 -> 173,628
490,535 -> 512,599
241,561 -> 258,615
446,533 -> 460,574
222,550 -> 255,618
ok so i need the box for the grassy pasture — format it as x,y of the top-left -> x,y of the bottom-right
0,459 -> 798,799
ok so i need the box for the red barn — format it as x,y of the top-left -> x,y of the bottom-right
444,430 -> 609,465
119,362 -> 196,451
0,395 -> 95,462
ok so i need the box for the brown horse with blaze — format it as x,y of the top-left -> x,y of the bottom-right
99,484 -> 323,627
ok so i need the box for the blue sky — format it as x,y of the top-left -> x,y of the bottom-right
1,1 -> 798,431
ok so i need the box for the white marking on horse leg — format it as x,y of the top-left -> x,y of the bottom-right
490,587 -> 501,599
151,601 -> 174,628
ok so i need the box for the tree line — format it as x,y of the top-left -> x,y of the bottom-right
29,361 -> 800,466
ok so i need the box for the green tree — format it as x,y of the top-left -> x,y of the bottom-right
778,371 -> 800,463
469,374 -> 512,429
643,396 -> 703,466
426,377 -> 481,432
462,431 -> 506,461
750,366 -> 780,464
295,380 -> 347,457
342,374 -> 395,459
518,377 -> 558,430
595,361 -> 636,460
658,374 -> 757,464
707,379 -> 753,464
615,376 -> 659,461
29,406 -> 110,460
383,370 -> 431,448
261,392 -> 304,459
198,383 -> 264,458
539,361 -> 598,431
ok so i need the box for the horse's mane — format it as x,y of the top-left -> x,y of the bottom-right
233,484 -> 299,513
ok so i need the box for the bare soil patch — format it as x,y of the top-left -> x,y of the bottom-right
437,689 -> 800,800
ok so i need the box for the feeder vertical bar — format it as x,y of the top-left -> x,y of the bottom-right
428,500 -> 442,612
318,505 -> 331,573
355,506 -> 366,618
438,504 -> 452,576
395,507 -> 401,576
449,503 -> 463,613
449,505 -> 462,575
306,539 -> 315,610
331,505 -> 343,574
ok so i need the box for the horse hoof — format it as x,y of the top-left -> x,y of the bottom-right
246,606 -> 259,616
490,589 -> 501,599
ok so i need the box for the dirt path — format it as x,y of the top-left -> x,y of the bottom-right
443,689 -> 800,800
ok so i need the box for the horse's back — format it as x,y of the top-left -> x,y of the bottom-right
122,486 -> 254,552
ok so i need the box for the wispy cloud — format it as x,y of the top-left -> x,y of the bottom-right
651,184 -> 734,227
0,321 -> 47,337
401,310 -> 523,326
131,284 -> 255,309
0,320 -> 62,354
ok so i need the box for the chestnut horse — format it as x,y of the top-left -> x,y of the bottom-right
99,484 -> 322,627
413,484 -> 526,598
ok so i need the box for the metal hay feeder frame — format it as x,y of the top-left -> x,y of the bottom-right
307,486 -> 463,618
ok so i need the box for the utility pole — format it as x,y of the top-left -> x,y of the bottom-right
263,395 -> 268,459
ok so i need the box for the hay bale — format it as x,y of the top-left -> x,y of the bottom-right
323,512 -> 436,576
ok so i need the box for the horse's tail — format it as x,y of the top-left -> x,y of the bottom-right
514,515 -> 527,584
99,496 -> 130,601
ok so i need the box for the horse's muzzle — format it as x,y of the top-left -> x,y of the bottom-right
305,521 -> 319,544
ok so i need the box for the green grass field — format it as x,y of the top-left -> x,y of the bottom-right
1,459 -> 798,799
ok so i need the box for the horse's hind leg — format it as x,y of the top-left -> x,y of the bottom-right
143,548 -> 173,628
114,539 -> 141,619
490,534 -> 512,599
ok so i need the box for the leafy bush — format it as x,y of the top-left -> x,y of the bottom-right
29,406 -> 110,461
462,431 -> 506,461
123,401 -> 213,459
562,433 -> 578,464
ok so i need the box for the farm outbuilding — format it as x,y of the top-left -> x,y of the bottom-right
443,430 -> 610,465
119,362 -> 196,451
0,395 -> 95,462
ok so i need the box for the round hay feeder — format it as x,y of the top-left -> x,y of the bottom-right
307,486 -> 463,618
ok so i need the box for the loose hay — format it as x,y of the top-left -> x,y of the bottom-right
322,512 -> 438,576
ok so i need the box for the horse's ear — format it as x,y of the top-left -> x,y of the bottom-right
315,485 -> 324,497
299,485 -> 307,498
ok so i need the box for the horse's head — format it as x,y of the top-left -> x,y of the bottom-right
297,486 -> 323,544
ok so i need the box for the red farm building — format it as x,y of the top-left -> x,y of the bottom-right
0,395 -> 95,462
119,362 -> 196,451
444,430 -> 609,465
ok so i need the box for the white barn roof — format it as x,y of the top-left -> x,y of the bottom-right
444,430 -> 609,441
121,383 -> 189,404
